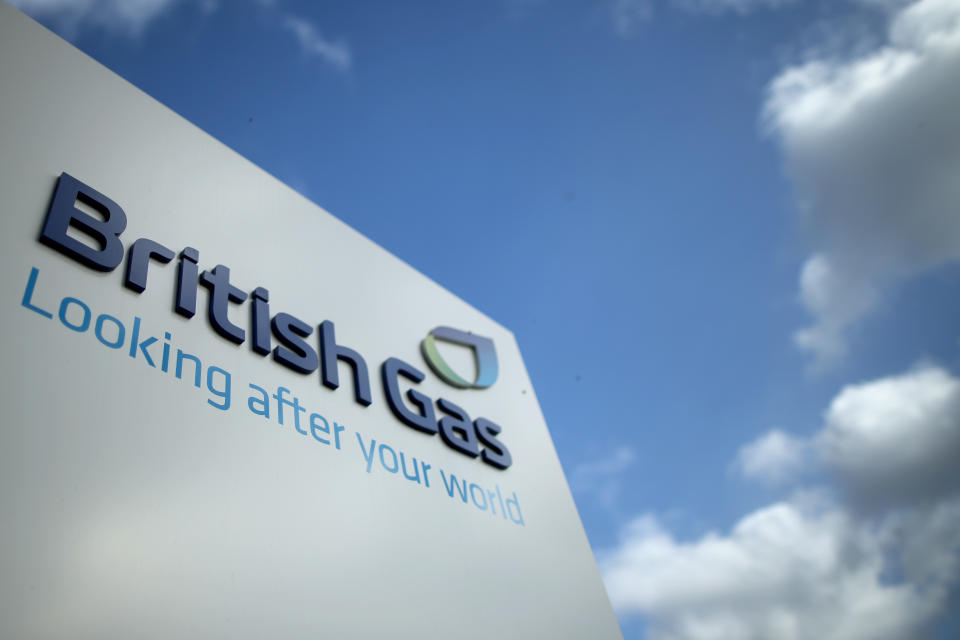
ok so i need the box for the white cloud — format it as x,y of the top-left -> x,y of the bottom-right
793,253 -> 881,369
10,0 -> 182,37
763,0 -> 960,368
569,446 -> 635,511
603,360 -> 960,637
281,15 -> 351,73
12,1 -> 352,75
818,363 -> 960,508
739,363 -> 960,507
572,446 -> 636,479
601,494 -> 947,640
673,0 -> 799,15
735,429 -> 809,485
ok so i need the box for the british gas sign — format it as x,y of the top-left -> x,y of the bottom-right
33,172 -> 512,469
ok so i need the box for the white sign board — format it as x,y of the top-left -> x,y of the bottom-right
0,4 -> 622,638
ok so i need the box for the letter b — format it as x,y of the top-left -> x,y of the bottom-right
39,172 -> 127,271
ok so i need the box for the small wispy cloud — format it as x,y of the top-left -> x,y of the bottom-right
735,428 -> 810,485
10,0 -> 183,38
612,0 -> 654,37
503,0 -> 547,21
569,446 -> 636,512
281,15 -> 351,73
673,0 -> 799,15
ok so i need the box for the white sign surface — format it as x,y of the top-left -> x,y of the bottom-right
0,4 -> 622,638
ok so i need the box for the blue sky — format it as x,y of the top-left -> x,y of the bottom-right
11,0 -> 960,637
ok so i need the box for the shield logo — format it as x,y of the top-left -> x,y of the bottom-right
421,326 -> 498,389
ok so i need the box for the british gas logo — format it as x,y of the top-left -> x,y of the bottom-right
422,327 -> 498,390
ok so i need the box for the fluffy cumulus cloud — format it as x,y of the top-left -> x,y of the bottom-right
601,496 -> 947,640
818,364 -> 960,508
763,0 -> 960,369
602,361 -> 960,638
9,0 -> 185,36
